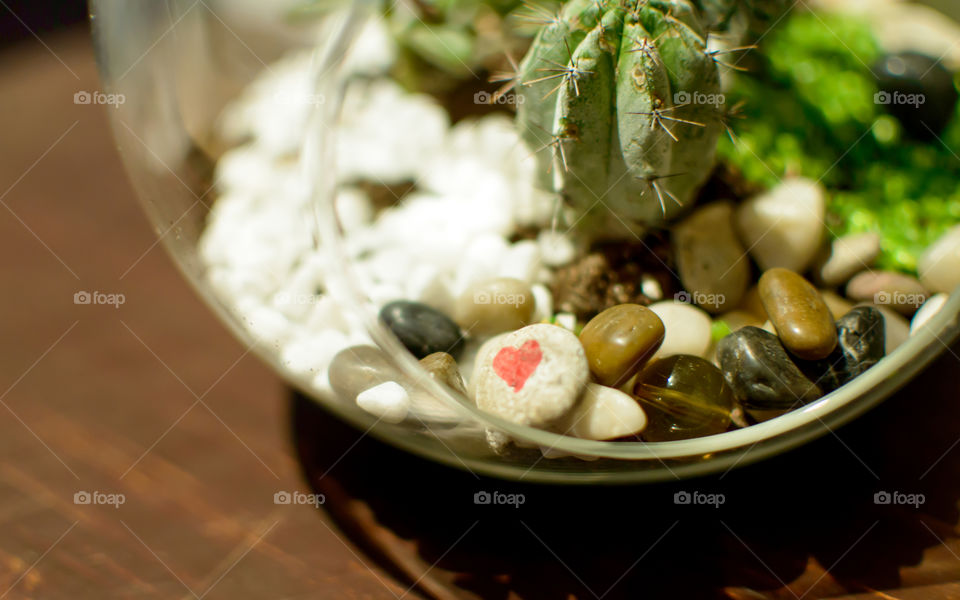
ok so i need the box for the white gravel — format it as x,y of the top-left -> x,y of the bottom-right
199,17 -> 560,406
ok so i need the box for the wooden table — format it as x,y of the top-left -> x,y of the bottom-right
5,25 -> 960,600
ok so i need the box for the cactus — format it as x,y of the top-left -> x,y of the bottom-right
515,0 -> 783,236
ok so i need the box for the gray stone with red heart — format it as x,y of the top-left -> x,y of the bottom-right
472,324 -> 589,428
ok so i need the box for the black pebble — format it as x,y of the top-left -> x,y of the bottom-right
873,52 -> 959,139
717,326 -> 822,412
799,306 -> 886,393
379,300 -> 464,359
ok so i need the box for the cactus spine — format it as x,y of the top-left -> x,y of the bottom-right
517,0 -> 727,236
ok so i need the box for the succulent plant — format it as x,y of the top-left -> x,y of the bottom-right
515,0 -> 785,236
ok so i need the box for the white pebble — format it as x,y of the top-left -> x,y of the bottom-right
558,383 -> 647,440
498,240 -> 541,282
910,293 -> 949,334
531,284 -> 554,323
641,275 -> 663,301
281,330 -> 349,376
648,301 -> 713,360
356,381 -> 410,423
554,313 -> 578,332
537,230 -> 577,266
736,178 -> 826,273
919,225 -> 960,294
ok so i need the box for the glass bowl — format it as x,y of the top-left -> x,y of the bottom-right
91,0 -> 960,483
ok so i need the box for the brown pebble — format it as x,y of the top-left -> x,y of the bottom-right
579,304 -> 665,387
419,352 -> 467,396
759,268 -> 838,360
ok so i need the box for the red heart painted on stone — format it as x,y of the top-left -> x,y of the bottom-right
492,340 -> 542,392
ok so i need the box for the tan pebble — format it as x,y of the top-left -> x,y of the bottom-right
456,278 -> 536,336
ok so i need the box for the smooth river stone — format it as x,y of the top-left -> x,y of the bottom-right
759,268 -> 838,360
648,301 -> 713,360
735,178 -> 826,273
919,225 -> 960,294
673,202 -> 749,313
799,306 -> 886,392
558,383 -> 648,440
329,345 -> 403,401
845,270 -> 928,316
873,52 -> 959,138
633,355 -> 736,441
380,300 -> 464,359
717,327 -> 822,413
816,232 -> 881,287
579,304 -> 665,387
455,277 -> 536,336
356,381 -> 410,423
419,352 -> 467,396
473,324 -> 589,427
911,293 -> 949,334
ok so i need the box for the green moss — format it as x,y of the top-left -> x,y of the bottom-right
719,11 -> 960,273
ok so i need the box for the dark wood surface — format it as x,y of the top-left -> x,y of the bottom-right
0,28 -> 409,600
6,24 -> 960,600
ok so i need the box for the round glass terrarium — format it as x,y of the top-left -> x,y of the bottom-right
91,0 -> 960,483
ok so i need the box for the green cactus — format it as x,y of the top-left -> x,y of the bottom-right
515,0 -> 782,236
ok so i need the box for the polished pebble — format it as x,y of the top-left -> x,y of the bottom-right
717,326 -> 822,415
419,352 -> 467,395
633,355 -> 736,441
919,225 -> 960,294
579,304 -> 665,387
816,232 -> 881,287
873,52 -> 959,138
846,270 -> 928,316
911,293 -> 949,334
735,178 -> 825,273
329,345 -> 403,400
380,300 -> 464,359
759,268 -> 838,360
455,277 -> 536,336
356,381 -> 410,423
473,324 -> 589,427
648,301 -> 712,359
673,202 -> 749,313
558,383 -> 647,440
800,306 -> 886,392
